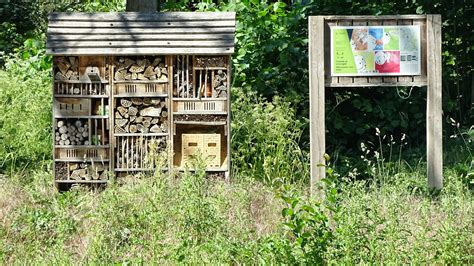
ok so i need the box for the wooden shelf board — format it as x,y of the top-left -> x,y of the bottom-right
54,115 -> 109,119
173,112 -> 227,115
113,133 -> 168,137
54,95 -> 108,98
113,80 -> 168,84
173,121 -> 226,126
54,80 -> 108,84
55,145 -> 109,148
54,159 -> 109,162
55,180 -> 108,184
114,168 -> 168,172
174,167 -> 228,172
172,98 -> 227,101
113,94 -> 168,98
193,67 -> 227,70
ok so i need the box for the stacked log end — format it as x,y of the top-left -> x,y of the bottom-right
55,119 -> 89,145
114,97 -> 168,134
69,163 -> 108,181
54,56 -> 79,81
213,70 -> 228,98
114,56 -> 168,82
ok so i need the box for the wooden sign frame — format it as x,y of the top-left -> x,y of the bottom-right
309,15 -> 442,191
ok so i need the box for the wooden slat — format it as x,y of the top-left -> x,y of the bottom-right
46,12 -> 235,55
48,20 -> 235,28
326,81 -> 427,87
325,21 -> 337,84
48,34 -> 234,41
48,27 -> 235,35
426,14 -> 443,189
48,40 -> 234,48
324,15 -> 427,20
47,47 -> 234,55
48,12 -> 236,21
309,16 -> 326,194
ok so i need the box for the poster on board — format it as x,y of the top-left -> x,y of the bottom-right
330,25 -> 421,76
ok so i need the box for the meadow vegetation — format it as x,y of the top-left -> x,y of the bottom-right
0,0 -> 473,264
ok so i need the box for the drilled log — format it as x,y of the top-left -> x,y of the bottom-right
115,119 -> 128,127
149,124 -> 161,133
117,106 -> 128,116
128,106 -> 138,116
131,98 -> 143,105
114,125 -> 126,133
129,124 -> 138,133
139,107 -> 162,117
121,99 -> 132,108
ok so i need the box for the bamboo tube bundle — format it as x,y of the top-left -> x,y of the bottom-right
55,119 -> 89,145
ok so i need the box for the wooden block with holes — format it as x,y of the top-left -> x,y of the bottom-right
54,98 -> 90,116
114,83 -> 168,96
55,147 -> 109,161
181,133 -> 221,168
173,100 -> 226,114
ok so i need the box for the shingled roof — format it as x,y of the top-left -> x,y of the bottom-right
46,12 -> 236,55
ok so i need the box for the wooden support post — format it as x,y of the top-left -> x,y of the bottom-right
309,16 -> 326,195
426,14 -> 443,189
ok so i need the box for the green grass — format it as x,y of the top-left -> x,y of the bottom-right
0,51 -> 472,264
0,163 -> 472,264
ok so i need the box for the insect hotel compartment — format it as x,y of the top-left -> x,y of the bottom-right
54,56 -> 108,83
173,124 -> 228,170
173,55 -> 228,99
113,97 -> 168,134
55,162 -> 109,182
115,135 -> 167,171
114,56 -> 168,82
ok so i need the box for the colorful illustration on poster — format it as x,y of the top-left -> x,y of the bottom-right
331,25 -> 420,76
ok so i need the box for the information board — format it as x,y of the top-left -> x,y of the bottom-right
331,25 -> 421,76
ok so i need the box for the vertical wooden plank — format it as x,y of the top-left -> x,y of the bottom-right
109,56 -> 114,175
226,54 -> 232,181
167,55 -> 173,171
325,20 -> 338,85
52,62 -> 57,185
309,16 -> 326,194
426,14 -> 443,189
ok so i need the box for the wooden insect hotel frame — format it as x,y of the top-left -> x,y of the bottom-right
309,15 -> 442,191
46,12 -> 235,188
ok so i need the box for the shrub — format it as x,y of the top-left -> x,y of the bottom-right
231,88 -> 309,184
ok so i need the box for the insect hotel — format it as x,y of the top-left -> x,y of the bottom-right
46,12 -> 235,188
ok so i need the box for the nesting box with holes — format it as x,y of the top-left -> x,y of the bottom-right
46,12 -> 235,188
181,134 -> 221,169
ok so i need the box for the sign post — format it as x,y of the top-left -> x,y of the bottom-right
308,15 -> 443,193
